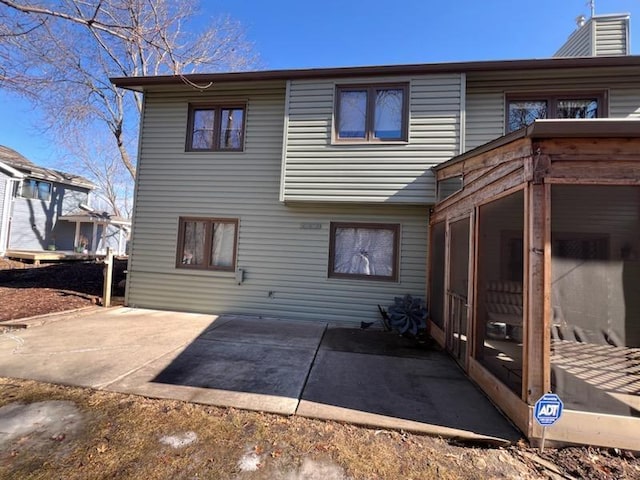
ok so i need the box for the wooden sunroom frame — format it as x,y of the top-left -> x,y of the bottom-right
429,119 -> 640,450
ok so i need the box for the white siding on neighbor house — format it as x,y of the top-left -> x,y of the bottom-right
465,67 -> 640,151
8,183 -> 90,251
0,173 -> 10,253
594,16 -> 629,56
127,82 -> 429,325
282,74 -> 463,204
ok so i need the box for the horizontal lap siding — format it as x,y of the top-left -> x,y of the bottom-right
0,174 -> 8,253
594,18 -> 628,56
465,68 -> 640,151
8,184 -> 88,250
128,82 -> 428,324
554,23 -> 592,57
283,75 -> 463,204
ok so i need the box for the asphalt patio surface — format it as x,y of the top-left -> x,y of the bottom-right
0,307 -> 520,445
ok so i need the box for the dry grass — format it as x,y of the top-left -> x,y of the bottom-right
0,378 -> 544,480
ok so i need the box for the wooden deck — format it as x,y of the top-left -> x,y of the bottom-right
5,250 -> 99,265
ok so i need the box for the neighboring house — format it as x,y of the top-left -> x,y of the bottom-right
0,146 -> 129,256
112,14 -> 640,449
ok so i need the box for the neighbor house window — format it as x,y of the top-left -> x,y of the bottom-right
176,217 -> 238,271
335,84 -> 408,142
328,222 -> 399,281
506,93 -> 604,132
21,179 -> 51,201
186,104 -> 246,151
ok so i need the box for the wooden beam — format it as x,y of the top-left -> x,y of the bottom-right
522,184 -> 530,401
443,220 -> 451,347
549,154 -> 640,162
526,182 -> 546,404
468,358 -> 530,435
464,209 -> 476,370
429,322 -> 446,348
542,183 -> 551,395
435,162 -> 524,215
547,162 -> 640,180
431,171 -> 526,223
436,138 -> 532,180
546,177 -> 640,185
530,408 -> 640,451
537,137 -> 640,157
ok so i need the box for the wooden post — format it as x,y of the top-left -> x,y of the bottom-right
74,221 -> 81,251
103,247 -> 113,308
100,222 -> 107,254
91,222 -> 98,255
117,226 -> 124,255
526,182 -> 547,404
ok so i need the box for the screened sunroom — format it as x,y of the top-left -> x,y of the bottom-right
429,119 -> 640,450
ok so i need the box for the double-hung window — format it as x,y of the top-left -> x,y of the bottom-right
506,92 -> 604,133
21,179 -> 52,201
328,222 -> 400,281
335,84 -> 408,142
176,217 -> 238,271
186,104 -> 246,151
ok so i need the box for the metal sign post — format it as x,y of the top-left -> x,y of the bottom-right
534,393 -> 564,453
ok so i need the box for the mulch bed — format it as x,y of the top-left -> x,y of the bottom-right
0,259 -> 127,322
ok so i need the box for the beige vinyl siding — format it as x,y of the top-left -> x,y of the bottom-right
594,16 -> 629,56
554,22 -> 592,57
465,67 -> 640,151
127,81 -> 428,325
282,74 -> 463,204
554,15 -> 629,58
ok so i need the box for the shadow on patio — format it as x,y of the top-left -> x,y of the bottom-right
151,315 -> 521,444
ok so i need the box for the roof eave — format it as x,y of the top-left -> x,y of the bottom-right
0,160 -> 25,179
110,55 -> 640,91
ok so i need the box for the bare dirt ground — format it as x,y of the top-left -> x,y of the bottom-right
0,261 -> 639,479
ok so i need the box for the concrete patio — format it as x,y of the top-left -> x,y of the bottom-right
0,307 -> 520,444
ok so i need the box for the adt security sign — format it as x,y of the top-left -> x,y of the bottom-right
534,393 -> 563,426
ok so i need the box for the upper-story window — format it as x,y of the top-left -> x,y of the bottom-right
21,179 -> 51,201
335,84 -> 409,142
506,92 -> 605,133
186,104 -> 246,151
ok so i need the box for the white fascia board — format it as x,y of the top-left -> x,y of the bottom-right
0,161 -> 24,179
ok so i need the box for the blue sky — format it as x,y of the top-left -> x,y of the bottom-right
1,0 -> 639,168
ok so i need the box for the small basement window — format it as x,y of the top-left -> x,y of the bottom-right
176,217 -> 238,271
328,222 -> 399,281
186,104 -> 246,151
21,179 -> 52,201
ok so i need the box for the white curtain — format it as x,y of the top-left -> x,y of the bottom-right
182,221 -> 206,265
211,222 -> 236,267
334,227 -> 394,276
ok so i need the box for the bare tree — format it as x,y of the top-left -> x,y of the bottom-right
0,0 -> 257,214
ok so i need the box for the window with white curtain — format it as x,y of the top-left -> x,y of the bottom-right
329,222 -> 399,281
177,217 -> 238,271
